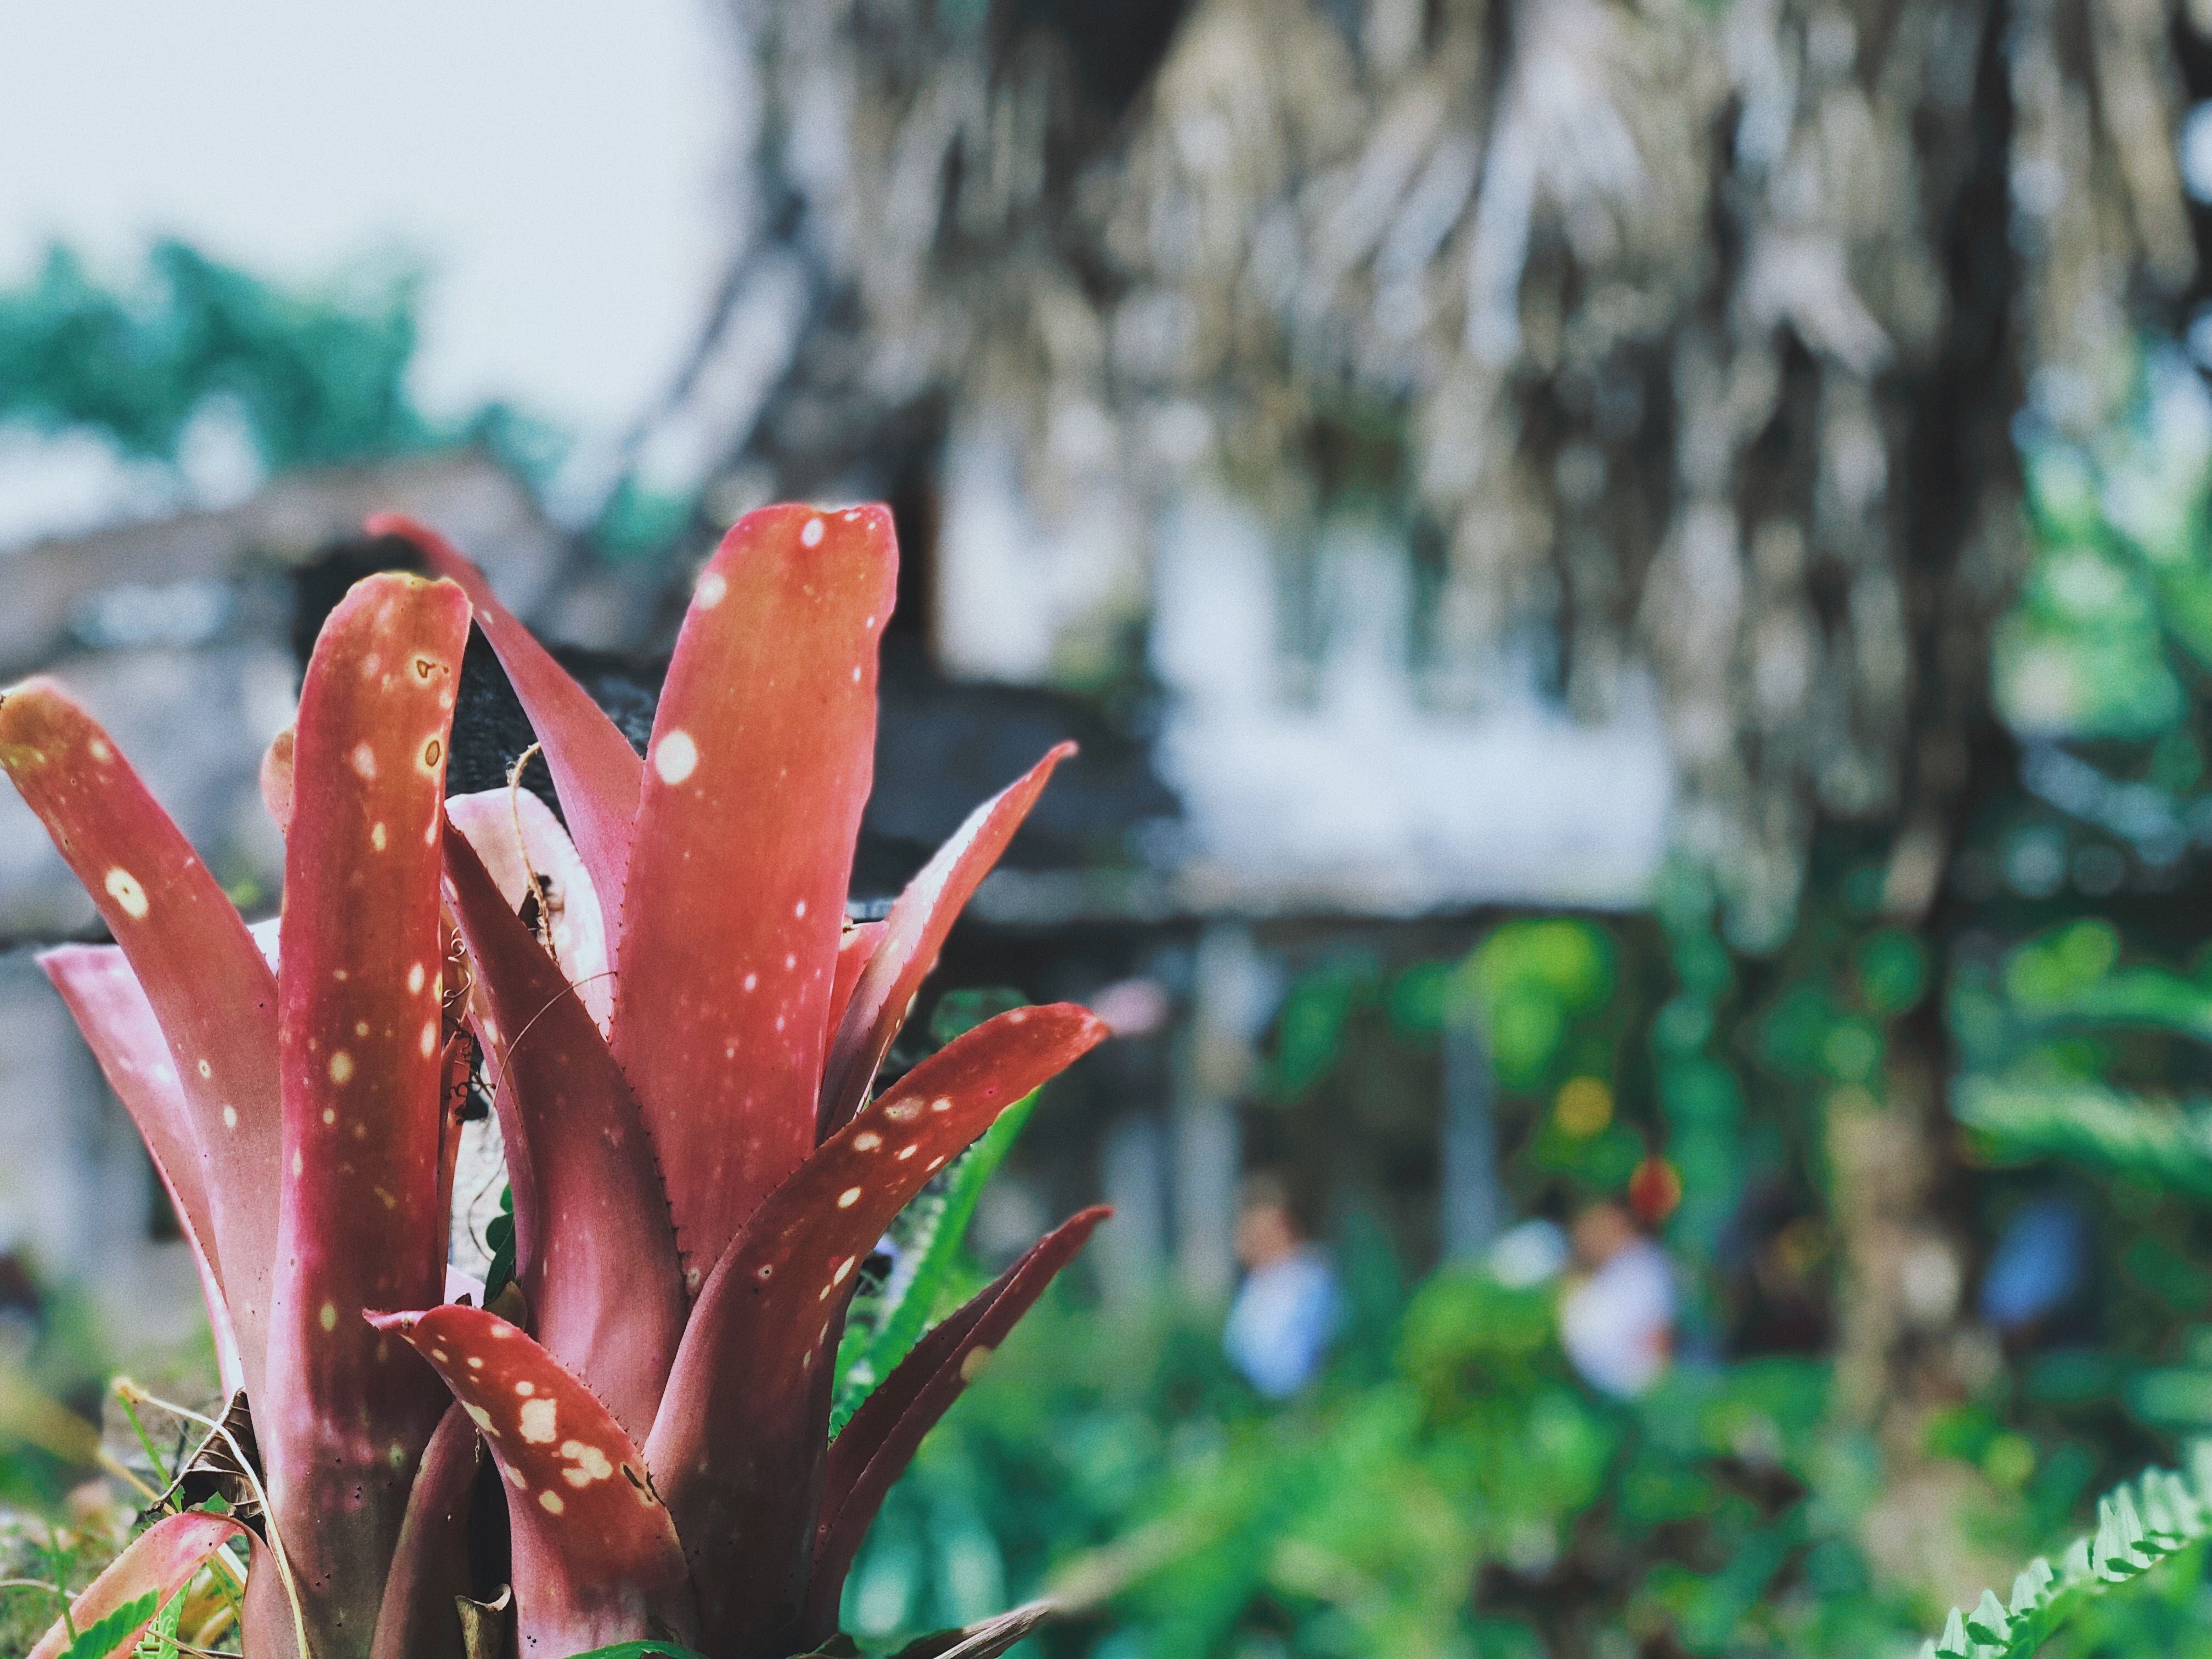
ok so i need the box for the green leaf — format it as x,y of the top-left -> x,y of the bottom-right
562,1643 -> 714,1659
136,1583 -> 184,1658
60,1589 -> 157,1659
832,1087 -> 1041,1435
483,1183 -> 517,1302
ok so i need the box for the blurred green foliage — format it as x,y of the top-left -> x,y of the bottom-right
835,352 -> 2212,1657
26,276 -> 2212,1654
0,237 -> 567,496
0,239 -> 428,471
850,1263 -> 2066,1657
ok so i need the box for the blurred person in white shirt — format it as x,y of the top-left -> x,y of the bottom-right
1559,1199 -> 1677,1397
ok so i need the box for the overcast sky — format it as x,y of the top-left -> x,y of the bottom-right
0,1 -> 738,435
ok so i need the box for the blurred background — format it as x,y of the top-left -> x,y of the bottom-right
14,0 -> 2212,1654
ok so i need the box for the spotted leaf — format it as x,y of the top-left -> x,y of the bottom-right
369,512 -> 644,945
443,820 -> 685,1440
0,681 -> 281,1389
613,504 -> 895,1274
370,1305 -> 697,1658
647,1002 -> 1106,1655
263,572 -> 469,1658
820,743 -> 1072,1136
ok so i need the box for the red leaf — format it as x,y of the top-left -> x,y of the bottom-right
38,946 -> 245,1395
820,743 -> 1071,1135
26,1510 -> 247,1659
263,572 -> 470,1656
825,919 -> 887,1058
0,681 -> 281,1391
444,820 -> 686,1439
369,512 -> 644,942
370,1403 -> 482,1659
810,1209 -> 1107,1627
646,1003 -> 1106,1655
370,1305 -> 698,1657
261,725 -> 295,834
612,504 -> 896,1273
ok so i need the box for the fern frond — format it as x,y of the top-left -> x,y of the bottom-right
1954,1077 -> 2212,1200
1921,1454 -> 2212,1657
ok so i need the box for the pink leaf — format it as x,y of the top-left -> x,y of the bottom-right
443,820 -> 686,1438
445,786 -> 613,1032
613,504 -> 896,1273
369,513 -> 644,944
26,1510 -> 247,1659
810,1207 -> 1107,1624
647,1003 -> 1106,1655
820,744 -> 1071,1135
263,573 -> 470,1656
38,946 -> 245,1396
0,681 -> 281,1391
369,1305 -> 698,1657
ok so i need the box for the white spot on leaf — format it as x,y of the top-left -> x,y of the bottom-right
654,730 -> 698,785
519,1397 -> 558,1443
104,868 -> 149,919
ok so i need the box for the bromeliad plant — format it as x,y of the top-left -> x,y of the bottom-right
0,504 -> 1108,1659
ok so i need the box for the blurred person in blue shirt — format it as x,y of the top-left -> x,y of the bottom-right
1224,1173 -> 1339,1398
1980,1194 -> 2091,1349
